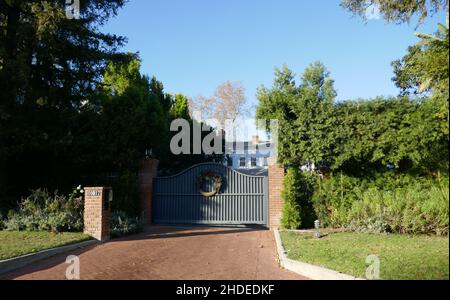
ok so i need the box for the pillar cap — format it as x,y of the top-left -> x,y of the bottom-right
84,187 -> 111,189
140,158 -> 160,168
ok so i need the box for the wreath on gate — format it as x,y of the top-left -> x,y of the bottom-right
196,171 -> 222,197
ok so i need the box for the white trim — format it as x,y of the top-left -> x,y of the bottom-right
0,240 -> 98,275
273,229 -> 365,280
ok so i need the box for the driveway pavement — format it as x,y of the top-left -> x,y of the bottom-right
1,226 -> 307,280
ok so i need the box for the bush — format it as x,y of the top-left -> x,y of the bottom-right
312,173 -> 360,228
110,211 -> 143,238
86,171 -> 140,217
281,168 -> 316,229
312,172 -> 449,235
108,171 -> 140,217
4,188 -> 84,233
281,168 -> 302,229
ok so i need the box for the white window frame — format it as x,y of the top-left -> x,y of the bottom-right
239,157 -> 246,167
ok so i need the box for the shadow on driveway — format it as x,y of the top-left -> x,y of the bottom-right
116,225 -> 267,242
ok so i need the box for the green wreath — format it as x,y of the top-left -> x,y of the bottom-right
196,171 -> 222,197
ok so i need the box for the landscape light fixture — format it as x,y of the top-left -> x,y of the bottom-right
145,148 -> 153,159
314,220 -> 321,239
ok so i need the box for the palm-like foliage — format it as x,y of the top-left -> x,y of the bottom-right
414,24 -> 449,93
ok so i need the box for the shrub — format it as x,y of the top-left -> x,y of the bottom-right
281,168 -> 302,229
313,173 -> 361,228
108,171 -> 140,217
281,168 -> 317,229
4,188 -> 84,233
312,172 -> 449,235
110,211 -> 143,238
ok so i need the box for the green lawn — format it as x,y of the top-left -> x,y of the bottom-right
0,231 -> 91,261
281,231 -> 449,280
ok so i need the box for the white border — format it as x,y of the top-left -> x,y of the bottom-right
273,229 -> 365,280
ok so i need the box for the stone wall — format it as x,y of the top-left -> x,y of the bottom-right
268,157 -> 285,228
84,187 -> 112,241
138,159 -> 159,225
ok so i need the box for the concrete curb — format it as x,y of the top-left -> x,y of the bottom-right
0,239 -> 99,276
273,229 -> 364,280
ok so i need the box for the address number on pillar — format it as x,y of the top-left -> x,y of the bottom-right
86,190 -> 102,197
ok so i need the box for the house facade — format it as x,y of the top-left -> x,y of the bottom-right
224,136 -> 275,171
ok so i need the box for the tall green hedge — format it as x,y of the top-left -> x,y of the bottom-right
281,168 -> 302,229
281,168 -> 316,230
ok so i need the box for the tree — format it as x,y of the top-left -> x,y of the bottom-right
102,55 -> 146,96
392,23 -> 449,147
257,62 -> 448,175
393,24 -> 449,97
0,0 -> 128,168
0,0 -> 127,108
161,93 -> 226,175
0,0 -> 127,209
103,60 -> 222,176
340,0 -> 448,26
98,57 -> 167,171
0,1 -> 225,211
256,62 -> 336,167
170,94 -> 191,121
190,81 -> 249,125
341,1 -> 449,174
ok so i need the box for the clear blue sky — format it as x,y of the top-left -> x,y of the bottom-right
102,0 -> 446,111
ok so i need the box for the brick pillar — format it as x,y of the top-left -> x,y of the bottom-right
84,187 -> 112,242
268,157 -> 285,228
138,159 -> 159,225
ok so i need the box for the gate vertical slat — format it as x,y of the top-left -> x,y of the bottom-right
153,163 -> 268,226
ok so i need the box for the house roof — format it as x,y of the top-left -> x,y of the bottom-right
225,141 -> 274,155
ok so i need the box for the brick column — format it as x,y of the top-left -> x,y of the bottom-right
84,187 -> 112,242
138,159 -> 159,225
268,157 -> 285,228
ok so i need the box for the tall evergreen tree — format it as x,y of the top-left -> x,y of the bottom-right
0,0 -> 127,208
256,62 -> 336,167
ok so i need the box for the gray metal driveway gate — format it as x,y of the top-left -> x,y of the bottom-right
153,163 -> 268,226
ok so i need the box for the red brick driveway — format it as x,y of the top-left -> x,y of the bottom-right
2,226 -> 306,280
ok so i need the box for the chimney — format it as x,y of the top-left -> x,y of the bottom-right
252,135 -> 260,146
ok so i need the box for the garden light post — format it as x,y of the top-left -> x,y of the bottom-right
145,149 -> 153,160
314,220 -> 321,239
